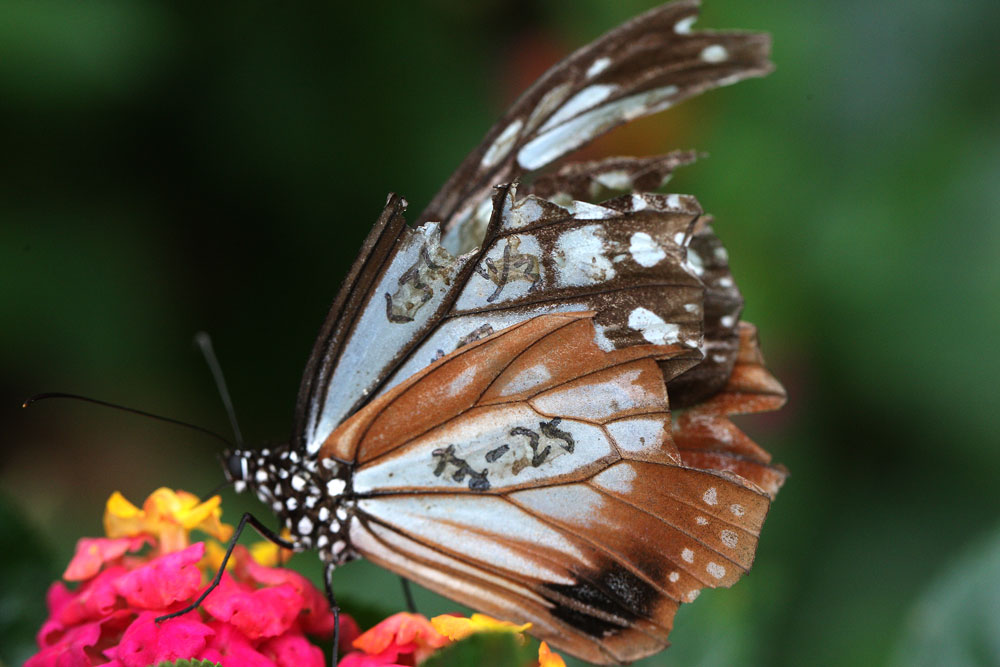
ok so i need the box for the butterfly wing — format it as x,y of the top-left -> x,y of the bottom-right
296,186 -> 714,456
519,155 -> 747,408
418,0 -> 773,255
674,321 -> 788,497
292,2 -> 773,453
321,312 -> 771,664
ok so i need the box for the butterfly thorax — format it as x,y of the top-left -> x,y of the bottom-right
223,446 -> 357,565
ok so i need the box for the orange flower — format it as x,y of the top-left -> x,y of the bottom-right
104,488 -> 233,552
430,612 -> 531,642
538,641 -> 566,667
352,612 -> 449,663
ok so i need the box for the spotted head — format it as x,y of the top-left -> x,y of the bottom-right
220,445 -> 356,564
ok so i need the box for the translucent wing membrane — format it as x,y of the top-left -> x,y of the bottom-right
418,0 -> 773,255
324,313 -> 772,663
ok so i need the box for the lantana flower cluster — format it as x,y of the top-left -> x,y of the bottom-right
28,488 -> 342,666
27,488 -> 565,667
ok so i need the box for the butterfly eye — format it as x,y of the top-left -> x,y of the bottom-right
224,452 -> 248,482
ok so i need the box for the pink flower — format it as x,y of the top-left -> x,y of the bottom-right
26,489 -> 341,667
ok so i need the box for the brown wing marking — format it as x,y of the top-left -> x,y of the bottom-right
333,313 -> 776,663
674,321 -> 787,497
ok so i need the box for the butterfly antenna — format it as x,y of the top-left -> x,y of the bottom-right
194,331 -> 244,448
22,392 -> 234,447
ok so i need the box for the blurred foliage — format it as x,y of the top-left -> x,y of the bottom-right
891,523 -> 1000,667
2,0 -> 998,665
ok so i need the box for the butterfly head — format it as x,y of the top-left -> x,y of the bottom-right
220,445 -> 356,561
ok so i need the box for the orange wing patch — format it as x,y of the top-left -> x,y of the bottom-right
320,313 -> 778,664
674,322 -> 788,497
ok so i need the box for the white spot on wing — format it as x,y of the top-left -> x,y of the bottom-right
554,224 -> 615,286
481,118 -> 523,168
593,169 -> 632,191
447,365 -> 479,397
591,463 -> 637,493
669,571 -> 680,583
700,44 -> 729,63
720,529 -> 739,548
706,562 -> 726,579
517,85 -> 679,170
730,503 -> 745,517
682,547 -> 695,563
586,56 -> 612,78
498,364 -> 552,397
695,516 -> 708,526
629,232 -> 666,267
674,16 -> 696,34
703,487 -> 718,505
327,479 -> 346,496
604,416 -> 670,459
628,307 -> 680,345
539,84 -> 617,133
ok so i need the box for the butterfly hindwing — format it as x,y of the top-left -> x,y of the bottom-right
324,312 -> 770,663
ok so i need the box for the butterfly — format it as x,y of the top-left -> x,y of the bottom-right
218,1 -> 786,663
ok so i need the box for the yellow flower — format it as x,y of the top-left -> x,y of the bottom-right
249,529 -> 294,567
430,613 -> 532,642
104,488 -> 233,553
538,641 -> 566,667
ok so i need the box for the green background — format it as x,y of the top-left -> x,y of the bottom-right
3,0 -> 998,665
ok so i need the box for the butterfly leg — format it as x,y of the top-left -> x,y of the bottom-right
324,561 -> 341,666
400,577 -> 417,613
154,512 -> 294,623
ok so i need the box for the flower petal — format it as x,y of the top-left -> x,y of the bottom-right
338,650 -> 410,667
260,633 -> 326,667
202,572 -> 300,639
113,543 -> 204,609
109,611 -> 213,667
200,620 -> 276,667
26,619 -> 102,667
56,567 -> 128,626
64,536 -> 150,582
430,613 -> 531,642
239,551 -> 336,637
538,641 -> 567,667
353,612 -> 448,660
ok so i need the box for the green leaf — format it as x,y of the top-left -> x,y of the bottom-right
154,660 -> 222,667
